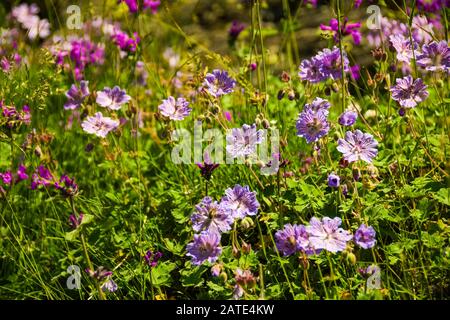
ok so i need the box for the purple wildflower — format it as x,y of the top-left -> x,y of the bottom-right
220,184 -> 260,219
69,213 -> 83,229
54,175 -> 79,197
299,57 -> 325,83
96,86 -> 131,110
412,16 -> 434,44
0,171 -> 12,185
144,250 -> 163,268
337,130 -> 378,164
320,18 -> 362,45
113,31 -> 140,53
211,264 -> 221,277
64,80 -> 90,110
417,0 -> 445,12
306,217 -> 353,253
318,47 -> 350,80
16,165 -> 28,182
196,152 -> 219,181
338,110 -> 358,126
389,34 -> 418,65
31,166 -> 54,190
203,69 -> 236,97
81,112 -> 120,138
158,96 -> 191,120
69,39 -> 105,80
275,224 -> 311,256
191,197 -> 234,236
101,279 -> 118,292
233,284 -> 244,299
186,231 -> 222,266
390,75 -> 429,108
229,21 -> 246,39
327,173 -> 340,188
226,124 -> 264,158
86,266 -> 113,280
296,108 -> 330,144
143,0 -> 161,14
417,40 -> 450,73
120,0 -> 138,13
304,97 -> 331,115
354,224 -> 377,249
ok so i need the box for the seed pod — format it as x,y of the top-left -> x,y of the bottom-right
262,119 -> 270,129
280,71 -> 290,82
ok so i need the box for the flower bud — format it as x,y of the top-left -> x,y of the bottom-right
241,216 -> 254,230
219,272 -> 228,282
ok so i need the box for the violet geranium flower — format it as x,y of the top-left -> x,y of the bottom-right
296,108 -> 330,144
158,96 -> 191,121
81,112 -> 120,138
275,224 -> 311,256
64,80 -> 90,110
220,184 -> 260,219
96,86 -> 131,110
320,18 -> 362,45
186,231 -> 222,266
354,224 -> 377,249
338,110 -> 358,126
191,197 -> 234,236
306,217 -> 353,253
417,40 -> 450,73
390,75 -> 429,108
203,69 -> 236,97
226,124 -> 264,159
337,130 -> 378,164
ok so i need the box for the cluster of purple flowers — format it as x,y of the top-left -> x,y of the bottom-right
296,97 -> 330,144
0,165 -> 28,194
1,101 -> 31,128
112,31 -> 140,55
275,217 -> 376,256
299,47 -> 350,83
144,250 -> 163,268
50,36 -> 105,81
86,266 -> 118,293
187,184 -> 259,265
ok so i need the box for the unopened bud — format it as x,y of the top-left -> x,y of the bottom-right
241,216 -> 255,230
262,119 -> 270,129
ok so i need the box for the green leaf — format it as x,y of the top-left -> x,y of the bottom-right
180,266 -> 206,287
65,229 -> 80,241
433,188 -> 450,206
151,261 -> 176,286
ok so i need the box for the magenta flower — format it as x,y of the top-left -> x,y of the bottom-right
144,250 -> 162,268
143,0 -> 161,14
191,197 -> 234,236
186,231 -> 222,266
113,31 -> 140,53
81,112 -> 120,138
158,96 -> 191,120
306,217 -> 353,253
229,21 -> 246,39
220,184 -> 260,219
320,18 -> 362,45
120,0 -> 138,13
64,81 -> 90,110
96,86 -> 131,110
69,213 -> 83,229
390,75 -> 429,108
0,171 -> 12,185
31,166 -> 54,190
17,165 -> 28,182
54,175 -> 79,197
354,224 -> 377,249
337,130 -> 378,164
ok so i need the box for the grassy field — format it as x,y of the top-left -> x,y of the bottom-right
0,0 -> 449,300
